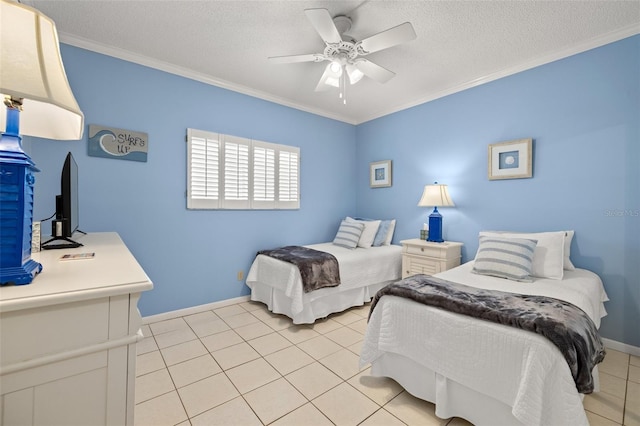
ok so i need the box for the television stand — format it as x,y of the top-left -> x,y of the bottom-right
41,230 -> 86,250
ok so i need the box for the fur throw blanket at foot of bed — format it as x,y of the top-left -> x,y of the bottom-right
369,274 -> 605,393
257,245 -> 340,293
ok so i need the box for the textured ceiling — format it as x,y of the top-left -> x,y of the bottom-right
24,0 -> 640,124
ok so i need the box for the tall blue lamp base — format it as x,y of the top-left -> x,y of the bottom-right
0,106 -> 42,285
426,207 -> 444,243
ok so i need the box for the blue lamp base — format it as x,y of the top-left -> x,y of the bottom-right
426,207 -> 444,243
0,106 -> 42,285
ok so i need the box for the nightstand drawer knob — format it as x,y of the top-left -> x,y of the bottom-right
420,248 -> 424,252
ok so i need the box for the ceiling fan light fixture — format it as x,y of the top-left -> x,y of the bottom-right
346,64 -> 364,85
329,60 -> 342,75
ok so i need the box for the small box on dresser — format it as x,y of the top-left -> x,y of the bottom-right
400,239 -> 463,278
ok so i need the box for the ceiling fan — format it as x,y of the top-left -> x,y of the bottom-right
269,8 -> 416,103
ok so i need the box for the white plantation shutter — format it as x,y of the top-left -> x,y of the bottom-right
222,135 -> 250,208
187,129 -> 299,210
253,141 -> 276,209
187,129 -> 220,209
278,148 -> 300,209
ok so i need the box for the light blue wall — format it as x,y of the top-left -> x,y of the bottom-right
28,45 -> 357,317
355,35 -> 640,347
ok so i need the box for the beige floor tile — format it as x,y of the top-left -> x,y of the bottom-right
626,381 -> 640,426
583,389 -> 625,424
160,339 -> 208,366
347,318 -> 369,334
264,345 -> 315,375
200,329 -> 244,353
225,357 -> 281,394
188,317 -> 230,338
261,314 -> 295,331
447,417 -> 474,426
285,361 -> 343,400
629,364 -> 640,384
177,372 -> 239,418
247,331 -> 292,356
312,382 -> 379,425
140,324 -> 151,337
211,341 -> 261,370
599,349 -> 630,380
224,311 -> 261,328
249,306 -> 280,321
213,304 -> 248,318
149,317 -> 189,335
190,396 -> 262,426
308,317 -> 343,334
137,336 -> 159,355
136,350 -> 165,376
319,348 -> 365,380
279,324 -> 321,344
348,304 -> 371,318
244,378 -> 307,424
154,327 -> 198,349
359,408 -> 406,426
384,391 -> 448,426
330,310 -> 363,325
134,390 -> 187,426
271,402 -> 333,426
297,335 -> 343,359
347,368 -> 404,406
585,410 -> 622,426
325,326 -> 364,347
184,310 -> 219,323
631,354 -> 640,367
135,369 -> 174,403
598,371 -> 627,399
239,300 -> 265,312
347,339 -> 364,356
233,320 -> 274,340
168,354 -> 221,388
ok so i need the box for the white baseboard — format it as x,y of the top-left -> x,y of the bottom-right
602,338 -> 640,357
141,295 -> 251,324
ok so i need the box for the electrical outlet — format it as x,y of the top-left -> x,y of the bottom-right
237,271 -> 244,281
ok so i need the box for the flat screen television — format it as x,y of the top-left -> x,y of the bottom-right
41,152 -> 84,249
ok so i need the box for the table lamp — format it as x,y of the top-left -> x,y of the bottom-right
0,0 -> 84,285
417,182 -> 455,243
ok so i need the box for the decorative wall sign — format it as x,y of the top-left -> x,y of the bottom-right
488,139 -> 532,180
88,125 -> 148,162
370,160 -> 392,188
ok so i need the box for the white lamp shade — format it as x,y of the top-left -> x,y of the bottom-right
417,183 -> 455,207
1,0 -> 84,140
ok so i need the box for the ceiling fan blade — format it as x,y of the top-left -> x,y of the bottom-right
268,53 -> 326,64
358,22 -> 416,54
305,8 -> 342,44
354,59 -> 395,84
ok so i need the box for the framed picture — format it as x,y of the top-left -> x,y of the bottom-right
370,160 -> 392,188
488,139 -> 533,180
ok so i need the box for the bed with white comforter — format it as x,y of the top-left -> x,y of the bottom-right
360,261 -> 608,426
246,242 -> 402,324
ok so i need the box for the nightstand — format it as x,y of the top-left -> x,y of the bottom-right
400,239 -> 463,278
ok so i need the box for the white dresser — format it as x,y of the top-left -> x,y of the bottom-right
0,233 -> 153,426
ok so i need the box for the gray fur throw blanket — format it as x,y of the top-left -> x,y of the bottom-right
257,246 -> 340,293
370,274 -> 605,393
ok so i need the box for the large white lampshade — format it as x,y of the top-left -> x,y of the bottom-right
0,0 -> 84,140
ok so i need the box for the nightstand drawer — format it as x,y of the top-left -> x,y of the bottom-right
405,256 -> 439,276
404,244 -> 450,258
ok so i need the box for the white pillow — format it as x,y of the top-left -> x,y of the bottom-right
383,219 -> 396,245
333,220 -> 365,249
564,230 -> 575,270
346,217 -> 380,248
478,231 -> 565,280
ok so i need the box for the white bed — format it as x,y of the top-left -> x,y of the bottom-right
246,242 -> 402,324
360,261 -> 608,426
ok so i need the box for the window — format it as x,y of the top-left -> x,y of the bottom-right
187,129 -> 300,210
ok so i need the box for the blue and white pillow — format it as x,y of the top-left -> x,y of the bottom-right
333,220 -> 365,249
472,236 -> 537,282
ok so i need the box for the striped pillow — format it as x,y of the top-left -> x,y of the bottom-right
333,220 -> 365,249
472,236 -> 537,282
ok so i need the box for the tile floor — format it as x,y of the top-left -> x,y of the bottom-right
135,301 -> 640,426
